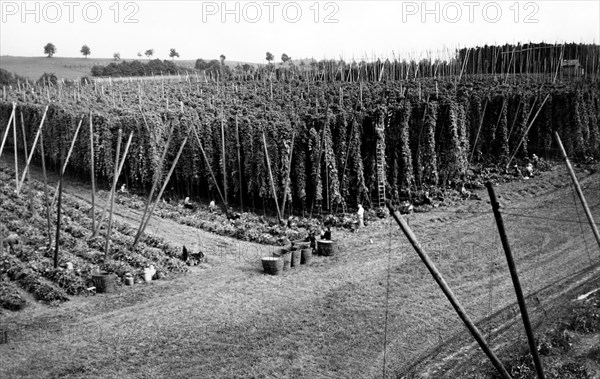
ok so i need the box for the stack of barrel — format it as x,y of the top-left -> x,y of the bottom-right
261,237 -> 336,275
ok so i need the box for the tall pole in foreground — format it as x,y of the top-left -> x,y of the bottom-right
39,132 -> 52,249
12,107 -> 18,192
262,130 -> 282,223
104,129 -> 122,260
386,201 -> 512,379
486,182 -> 546,379
54,154 -> 64,269
555,132 -> 600,251
89,113 -> 96,233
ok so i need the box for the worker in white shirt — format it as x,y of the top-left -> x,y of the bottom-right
357,204 -> 365,228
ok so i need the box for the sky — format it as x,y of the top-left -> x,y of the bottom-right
0,0 -> 599,63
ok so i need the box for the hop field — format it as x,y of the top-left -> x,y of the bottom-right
2,75 -> 598,217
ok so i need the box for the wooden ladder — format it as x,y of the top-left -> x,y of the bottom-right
375,124 -> 386,208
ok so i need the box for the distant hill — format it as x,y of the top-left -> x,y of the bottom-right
0,56 -> 200,81
0,55 -> 319,82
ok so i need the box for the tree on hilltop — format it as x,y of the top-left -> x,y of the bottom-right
265,51 -> 274,63
80,45 -> 91,58
44,43 -> 56,58
169,48 -> 180,60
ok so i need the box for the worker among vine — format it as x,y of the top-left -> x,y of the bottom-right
357,204 -> 365,228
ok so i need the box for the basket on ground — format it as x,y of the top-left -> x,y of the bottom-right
262,257 -> 283,275
291,249 -> 302,267
301,248 -> 313,265
92,271 -> 116,293
317,240 -> 336,256
281,252 -> 292,270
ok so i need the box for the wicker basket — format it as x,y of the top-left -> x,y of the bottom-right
317,240 -> 336,256
92,271 -> 116,293
291,249 -> 302,267
262,257 -> 283,275
301,248 -> 313,265
281,252 -> 292,270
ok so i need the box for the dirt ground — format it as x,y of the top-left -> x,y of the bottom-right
1,158 -> 600,378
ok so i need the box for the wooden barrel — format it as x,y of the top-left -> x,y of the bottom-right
281,252 -> 292,271
262,257 -> 283,275
317,240 -> 336,256
301,248 -> 313,265
92,272 -> 116,293
291,249 -> 302,267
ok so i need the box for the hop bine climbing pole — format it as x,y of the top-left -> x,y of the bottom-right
555,132 -> 600,252
386,201 -> 512,379
486,182 -> 546,379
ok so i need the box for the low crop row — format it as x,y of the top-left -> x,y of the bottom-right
0,165 -> 187,310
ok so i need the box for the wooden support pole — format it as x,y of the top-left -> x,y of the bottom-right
386,201 -> 513,379
555,133 -> 600,252
132,125 -> 174,242
54,154 -> 64,269
486,182 -> 546,379
235,115 -> 244,213
39,132 -> 52,249
506,94 -> 549,169
12,107 -> 18,192
280,128 -> 296,219
94,131 -> 134,236
90,113 -> 96,234
469,98 -> 488,166
506,101 -> 524,143
17,105 -> 49,192
51,117 -> 83,205
133,133 -> 189,247
262,130 -> 282,223
0,103 -> 16,159
104,128 -> 122,260
20,111 -> 34,211
191,124 -> 227,211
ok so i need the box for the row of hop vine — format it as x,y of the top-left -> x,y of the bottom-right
1,79 -> 598,211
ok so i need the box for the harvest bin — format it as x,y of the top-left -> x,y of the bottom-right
317,240 -> 336,256
291,249 -> 302,267
300,248 -> 313,265
262,257 -> 283,275
92,272 -> 116,293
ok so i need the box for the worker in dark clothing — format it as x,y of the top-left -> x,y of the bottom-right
323,227 -> 332,241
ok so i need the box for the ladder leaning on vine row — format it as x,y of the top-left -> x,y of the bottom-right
376,120 -> 386,208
